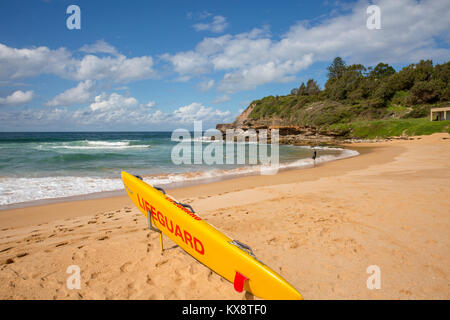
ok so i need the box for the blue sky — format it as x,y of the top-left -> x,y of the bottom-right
0,0 -> 449,131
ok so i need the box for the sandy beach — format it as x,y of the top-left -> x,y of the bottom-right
0,133 -> 449,299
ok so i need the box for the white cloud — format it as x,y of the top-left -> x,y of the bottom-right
89,92 -> 138,112
172,102 -> 231,123
0,99 -> 232,130
71,92 -> 143,125
164,0 -> 450,93
144,101 -> 156,108
79,40 -> 119,56
211,94 -> 231,104
161,51 -> 209,75
193,15 -> 229,33
77,100 -> 231,125
0,41 -> 156,83
276,0 -> 450,65
71,99 -> 231,127
174,75 -> 192,82
198,79 -> 215,92
73,54 -> 155,82
46,80 -> 95,107
199,11 -> 213,19
0,44 -> 72,80
0,90 -> 34,106
218,56 -> 314,93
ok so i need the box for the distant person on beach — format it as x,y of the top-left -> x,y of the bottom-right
312,149 -> 317,167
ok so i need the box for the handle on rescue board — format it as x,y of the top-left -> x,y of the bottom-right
230,240 -> 257,259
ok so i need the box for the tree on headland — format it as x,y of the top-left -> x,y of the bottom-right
297,82 -> 306,96
306,79 -> 320,95
327,57 -> 346,79
369,63 -> 395,80
325,63 -> 366,101
410,79 -> 446,104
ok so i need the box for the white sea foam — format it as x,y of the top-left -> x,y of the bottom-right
0,176 -> 124,206
87,141 -> 130,146
54,145 -> 149,150
0,147 -> 359,206
38,140 -> 150,150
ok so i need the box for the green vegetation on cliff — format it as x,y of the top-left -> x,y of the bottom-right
246,58 -> 450,138
327,118 -> 450,139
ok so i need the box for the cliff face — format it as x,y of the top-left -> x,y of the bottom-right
234,103 -> 256,126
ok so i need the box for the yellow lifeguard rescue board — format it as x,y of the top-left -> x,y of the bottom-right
121,171 -> 303,300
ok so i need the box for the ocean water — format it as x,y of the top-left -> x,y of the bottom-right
0,132 -> 359,206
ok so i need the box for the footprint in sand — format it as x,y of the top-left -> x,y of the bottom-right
155,259 -> 168,267
126,282 -> 138,297
120,262 -> 132,273
72,251 -> 85,261
16,253 -> 28,258
55,241 -> 68,247
90,272 -> 100,280
399,289 -> 412,296
0,247 -> 13,253
290,242 -> 299,249
188,263 -> 197,275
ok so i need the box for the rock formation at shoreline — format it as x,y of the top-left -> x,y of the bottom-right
216,103 -> 343,146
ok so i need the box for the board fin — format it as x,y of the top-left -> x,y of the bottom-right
233,271 -> 248,293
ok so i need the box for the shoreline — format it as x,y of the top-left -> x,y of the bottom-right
1,133 -> 448,299
0,144 -> 360,212
0,145 -> 376,228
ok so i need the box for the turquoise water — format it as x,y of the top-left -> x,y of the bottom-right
0,132 -> 358,205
